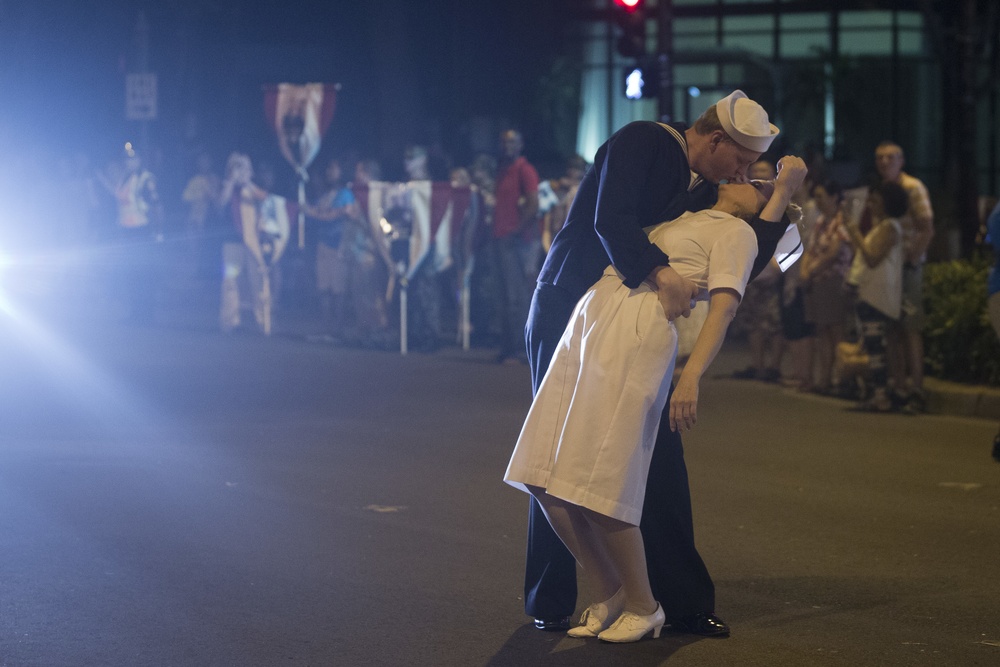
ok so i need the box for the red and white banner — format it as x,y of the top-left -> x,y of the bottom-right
263,83 -> 337,176
353,181 -> 474,280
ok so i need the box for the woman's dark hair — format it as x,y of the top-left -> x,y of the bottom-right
812,178 -> 843,201
879,181 -> 909,218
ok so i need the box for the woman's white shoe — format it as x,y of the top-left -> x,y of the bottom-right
597,602 -> 665,643
566,588 -> 625,638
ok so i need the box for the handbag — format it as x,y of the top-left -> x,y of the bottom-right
834,340 -> 870,380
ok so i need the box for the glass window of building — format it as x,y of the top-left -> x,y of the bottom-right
898,30 -> 924,55
778,14 -> 830,57
674,17 -> 718,37
721,15 -> 774,56
778,13 -> 829,31
840,30 -> 893,56
674,16 -> 719,51
840,11 -> 894,29
721,63 -> 746,85
674,64 -> 718,87
722,15 -> 774,33
779,32 -> 831,58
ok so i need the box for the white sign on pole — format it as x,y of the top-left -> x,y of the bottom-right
125,72 -> 158,120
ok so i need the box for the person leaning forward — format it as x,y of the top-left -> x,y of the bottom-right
523,90 -> 791,637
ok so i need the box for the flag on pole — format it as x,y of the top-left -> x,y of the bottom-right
263,83 -> 337,247
263,83 -> 337,176
352,182 -> 473,280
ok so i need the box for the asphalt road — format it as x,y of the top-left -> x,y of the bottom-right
0,309 -> 997,666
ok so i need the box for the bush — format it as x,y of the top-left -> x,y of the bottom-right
923,256 -> 1000,385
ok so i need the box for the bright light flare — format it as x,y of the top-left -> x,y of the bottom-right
0,242 -> 161,439
615,0 -> 642,11
0,263 -> 185,455
0,245 -> 72,317
0,248 -> 17,317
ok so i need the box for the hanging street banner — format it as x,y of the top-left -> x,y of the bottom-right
263,83 -> 338,246
263,83 -> 337,179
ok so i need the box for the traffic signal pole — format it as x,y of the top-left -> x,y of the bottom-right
597,0 -> 674,113
657,0 -> 673,122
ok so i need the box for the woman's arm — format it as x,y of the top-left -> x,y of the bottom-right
798,248 -> 822,282
758,156 -> 808,223
306,190 -> 360,221
669,287 -> 741,432
846,219 -> 899,268
800,227 -> 845,281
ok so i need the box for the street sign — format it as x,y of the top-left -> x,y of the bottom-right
125,72 -> 157,120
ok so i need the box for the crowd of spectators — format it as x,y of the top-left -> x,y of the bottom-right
0,128 -> 588,362
727,141 -> 936,414
7,128 -> 1000,426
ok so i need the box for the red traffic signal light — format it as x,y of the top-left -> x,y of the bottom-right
614,0 -> 643,12
613,0 -> 647,58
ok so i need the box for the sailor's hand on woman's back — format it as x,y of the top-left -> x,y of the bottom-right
648,265 -> 699,321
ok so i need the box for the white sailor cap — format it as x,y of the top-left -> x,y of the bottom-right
716,90 -> 780,153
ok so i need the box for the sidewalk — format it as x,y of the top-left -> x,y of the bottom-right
702,341 -> 1000,422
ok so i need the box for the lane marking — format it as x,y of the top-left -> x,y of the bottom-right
364,504 -> 407,513
937,482 -> 983,491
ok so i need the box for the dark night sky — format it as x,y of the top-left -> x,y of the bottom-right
0,0 -> 578,183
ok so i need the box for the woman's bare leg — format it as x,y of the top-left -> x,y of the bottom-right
528,487 -> 622,601
582,508 -> 657,615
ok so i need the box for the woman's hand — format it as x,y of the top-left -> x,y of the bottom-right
669,376 -> 699,432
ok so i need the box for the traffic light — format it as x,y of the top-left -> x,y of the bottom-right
613,0 -> 647,58
613,0 -> 643,11
624,59 -> 660,100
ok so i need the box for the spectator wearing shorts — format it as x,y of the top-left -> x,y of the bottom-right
870,142 -> 934,413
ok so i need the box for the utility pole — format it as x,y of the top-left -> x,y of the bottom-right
657,0 -> 673,122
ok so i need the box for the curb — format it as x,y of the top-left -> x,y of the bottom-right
925,379 -> 1000,421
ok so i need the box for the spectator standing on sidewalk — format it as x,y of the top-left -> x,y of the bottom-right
349,159 -> 391,345
800,179 -> 855,396
181,151 -> 221,279
218,152 -> 277,334
870,142 -> 934,413
844,182 -> 907,412
401,145 -> 445,352
492,129 -> 539,364
469,153 -> 499,346
304,158 -> 358,338
538,154 -> 588,254
102,142 -> 164,323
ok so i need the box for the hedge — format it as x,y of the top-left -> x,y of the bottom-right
923,256 -> 1000,385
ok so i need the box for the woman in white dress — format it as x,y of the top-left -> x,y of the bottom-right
504,158 -> 807,643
